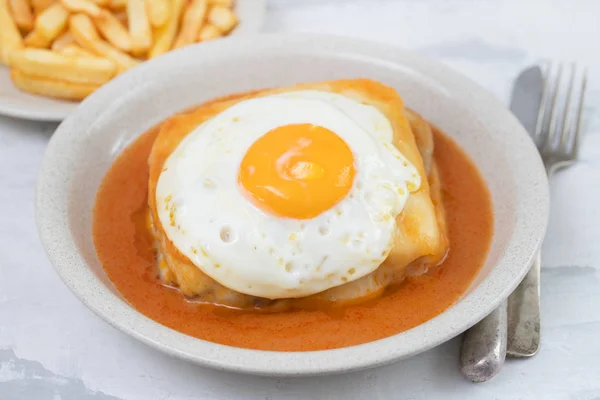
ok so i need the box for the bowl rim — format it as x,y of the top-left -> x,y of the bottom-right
35,33 -> 549,376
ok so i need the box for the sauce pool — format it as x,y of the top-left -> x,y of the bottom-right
93,124 -> 493,351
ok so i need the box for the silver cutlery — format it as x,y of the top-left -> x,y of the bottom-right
461,63 -> 588,381
460,301 -> 508,382
507,63 -> 588,357
460,65 -> 544,382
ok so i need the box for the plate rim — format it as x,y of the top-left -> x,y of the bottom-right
35,32 -> 549,376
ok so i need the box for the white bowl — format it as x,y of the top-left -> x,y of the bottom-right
0,0 -> 266,122
36,33 -> 549,376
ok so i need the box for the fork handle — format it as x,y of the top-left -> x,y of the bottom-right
460,301 -> 507,382
507,251 -> 541,357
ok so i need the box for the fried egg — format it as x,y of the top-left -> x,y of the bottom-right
155,90 -> 421,299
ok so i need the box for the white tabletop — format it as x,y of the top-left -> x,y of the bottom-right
1,0 -> 599,399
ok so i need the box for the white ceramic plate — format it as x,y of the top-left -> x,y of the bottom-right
36,33 -> 549,376
0,0 -> 266,122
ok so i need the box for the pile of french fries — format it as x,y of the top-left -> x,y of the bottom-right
0,0 -> 237,100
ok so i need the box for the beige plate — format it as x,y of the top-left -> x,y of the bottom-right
36,33 -> 549,376
0,0 -> 266,122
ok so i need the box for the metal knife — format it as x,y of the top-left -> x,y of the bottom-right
506,66 -> 545,357
460,66 -> 544,381
510,66 -> 545,139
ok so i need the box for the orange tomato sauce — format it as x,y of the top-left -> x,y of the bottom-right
93,122 -> 493,352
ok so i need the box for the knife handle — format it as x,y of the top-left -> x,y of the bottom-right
460,300 -> 507,382
507,251 -> 541,357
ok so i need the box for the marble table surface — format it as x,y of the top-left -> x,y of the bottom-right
1,0 -> 599,399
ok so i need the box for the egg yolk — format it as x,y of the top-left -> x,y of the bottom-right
238,124 -> 356,219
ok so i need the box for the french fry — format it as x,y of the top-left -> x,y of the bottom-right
173,0 -> 207,49
90,39 -> 139,71
9,0 -> 34,31
70,13 -> 139,71
209,0 -> 233,7
50,30 -> 73,50
197,24 -> 222,42
69,12 -> 100,41
148,0 -> 185,59
106,0 -> 125,11
0,0 -> 24,64
127,0 -> 151,55
10,48 -> 117,84
24,28 -> 52,48
7,0 -> 239,102
94,9 -> 131,52
35,2 -> 69,40
31,0 -> 54,14
145,0 -> 168,28
59,43 -> 95,57
113,9 -> 126,26
61,0 -> 101,18
207,6 -> 237,34
11,67 -> 100,100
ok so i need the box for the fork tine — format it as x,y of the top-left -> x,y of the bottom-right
559,64 -> 576,151
573,68 -> 588,158
545,63 -> 563,151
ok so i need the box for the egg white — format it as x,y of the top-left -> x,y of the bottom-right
155,90 -> 421,299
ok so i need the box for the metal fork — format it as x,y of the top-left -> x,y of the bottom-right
507,63 -> 588,357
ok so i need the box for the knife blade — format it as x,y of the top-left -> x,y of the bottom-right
460,66 -> 544,381
510,66 -> 544,135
